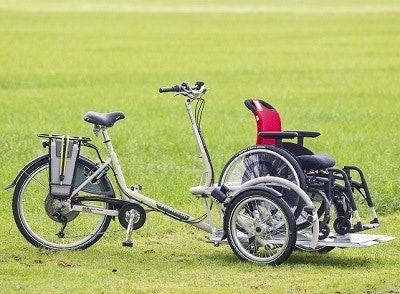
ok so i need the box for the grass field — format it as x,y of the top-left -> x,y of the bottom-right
0,0 -> 399,293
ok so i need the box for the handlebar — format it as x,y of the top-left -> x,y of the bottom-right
159,81 -> 206,99
159,85 -> 182,93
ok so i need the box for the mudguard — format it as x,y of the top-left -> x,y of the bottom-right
5,154 -> 49,190
227,185 -> 283,205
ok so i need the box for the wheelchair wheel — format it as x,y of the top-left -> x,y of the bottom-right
331,187 -> 353,235
219,145 -> 305,187
12,155 -> 114,250
224,188 -> 297,265
219,145 -> 306,226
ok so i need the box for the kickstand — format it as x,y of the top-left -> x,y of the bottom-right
56,222 -> 67,238
52,210 -> 67,238
122,210 -> 135,247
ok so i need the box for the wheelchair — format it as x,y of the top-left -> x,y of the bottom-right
219,99 -> 380,249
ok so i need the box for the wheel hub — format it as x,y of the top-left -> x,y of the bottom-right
44,194 -> 79,222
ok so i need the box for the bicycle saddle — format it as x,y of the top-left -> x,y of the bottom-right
84,111 -> 125,127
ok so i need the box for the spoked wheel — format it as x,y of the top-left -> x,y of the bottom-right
224,188 -> 297,265
219,146 -> 304,187
219,145 -> 306,227
12,155 -> 115,250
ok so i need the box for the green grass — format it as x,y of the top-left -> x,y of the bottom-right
1,214 -> 400,293
0,0 -> 399,292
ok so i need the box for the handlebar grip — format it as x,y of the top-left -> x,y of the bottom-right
159,85 -> 181,93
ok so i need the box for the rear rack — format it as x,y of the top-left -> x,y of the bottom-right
38,133 -> 92,143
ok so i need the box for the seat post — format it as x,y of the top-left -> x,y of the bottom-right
101,127 -> 129,190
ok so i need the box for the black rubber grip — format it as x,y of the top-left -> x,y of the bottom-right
159,85 -> 181,93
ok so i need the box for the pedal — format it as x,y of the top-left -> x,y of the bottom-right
207,229 -> 226,246
122,240 -> 133,247
130,184 -> 143,192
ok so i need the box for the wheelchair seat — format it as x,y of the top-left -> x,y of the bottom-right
297,154 -> 335,170
245,98 -> 335,170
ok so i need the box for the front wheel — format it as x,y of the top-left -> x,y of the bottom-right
12,155 -> 114,250
224,188 -> 297,265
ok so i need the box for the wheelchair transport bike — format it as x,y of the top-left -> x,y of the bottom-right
6,81 -> 394,265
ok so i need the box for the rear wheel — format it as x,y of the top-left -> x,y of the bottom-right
12,155 -> 114,250
224,188 -> 296,265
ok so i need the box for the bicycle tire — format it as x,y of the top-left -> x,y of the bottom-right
12,155 -> 114,250
224,188 -> 296,265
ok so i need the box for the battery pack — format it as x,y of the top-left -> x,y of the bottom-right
50,136 -> 79,198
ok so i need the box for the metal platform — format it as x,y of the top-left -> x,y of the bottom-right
208,226 -> 395,249
297,232 -> 395,248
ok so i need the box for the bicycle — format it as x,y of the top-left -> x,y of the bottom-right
6,81 -> 320,265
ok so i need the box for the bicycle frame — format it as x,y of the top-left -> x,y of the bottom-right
68,99 -> 217,234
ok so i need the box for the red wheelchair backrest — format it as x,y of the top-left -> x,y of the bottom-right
244,99 -> 282,145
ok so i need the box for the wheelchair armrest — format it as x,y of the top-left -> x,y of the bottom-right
293,130 -> 320,138
286,130 -> 320,145
258,131 -> 299,139
258,131 -> 299,147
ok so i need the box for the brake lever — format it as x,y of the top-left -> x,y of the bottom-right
173,82 -> 193,98
174,92 -> 190,98
181,82 -> 191,92
194,81 -> 204,90
172,81 -> 206,99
